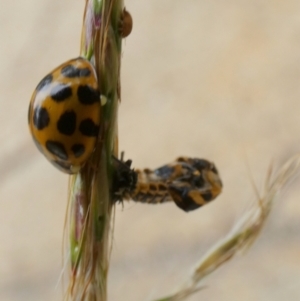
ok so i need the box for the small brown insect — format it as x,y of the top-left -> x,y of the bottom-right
119,8 -> 133,38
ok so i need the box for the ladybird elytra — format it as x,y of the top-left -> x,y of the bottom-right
28,57 -> 101,174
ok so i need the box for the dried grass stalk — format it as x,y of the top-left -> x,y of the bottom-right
64,1 -> 123,300
154,154 -> 300,301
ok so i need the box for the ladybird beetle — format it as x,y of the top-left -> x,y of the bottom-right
28,57 -> 101,174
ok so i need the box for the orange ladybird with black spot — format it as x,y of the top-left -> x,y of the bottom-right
28,57 -> 101,174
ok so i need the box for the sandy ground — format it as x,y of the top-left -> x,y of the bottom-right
0,1 -> 300,300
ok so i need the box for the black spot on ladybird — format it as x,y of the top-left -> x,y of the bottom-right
50,84 -> 72,102
77,85 -> 99,105
52,160 -> 71,173
33,106 -> 50,130
46,140 -> 68,160
201,191 -> 213,202
178,196 -> 202,211
193,159 -> 210,171
79,68 -> 91,77
61,65 -> 91,78
71,144 -> 85,158
193,176 -> 205,188
79,119 -> 99,137
168,185 -> 200,212
57,111 -> 76,136
36,74 -> 53,91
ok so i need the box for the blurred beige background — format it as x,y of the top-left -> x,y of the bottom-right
1,1 -> 300,300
